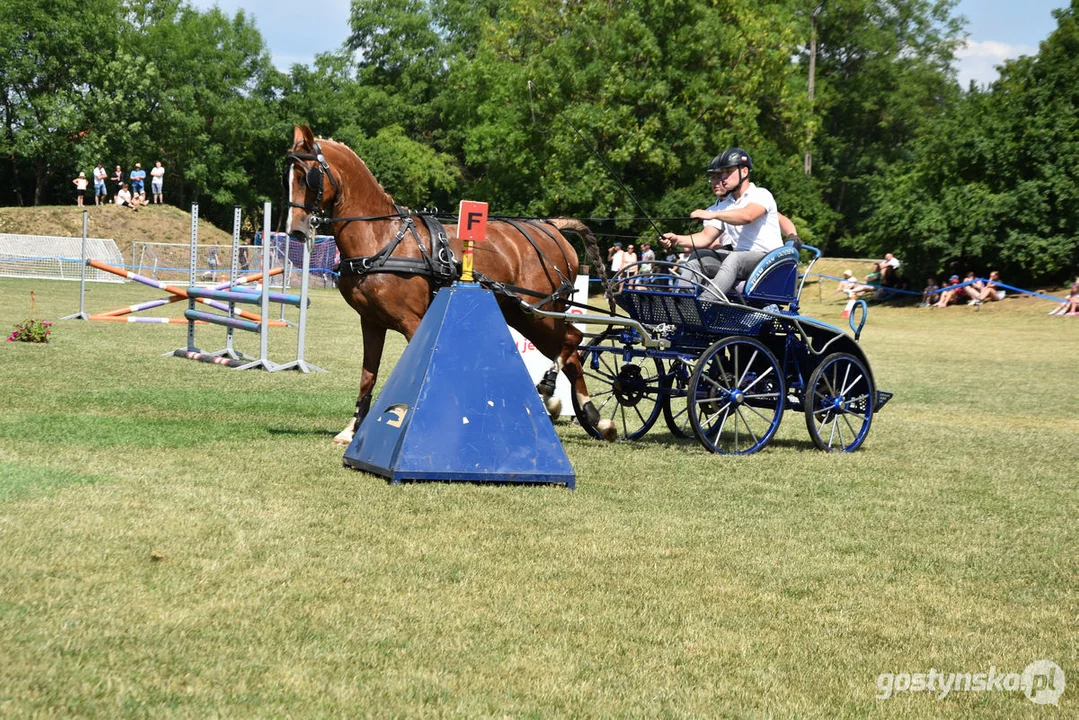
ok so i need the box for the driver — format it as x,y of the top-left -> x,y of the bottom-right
661,148 -> 796,298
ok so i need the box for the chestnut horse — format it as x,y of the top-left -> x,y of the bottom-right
284,125 -> 615,445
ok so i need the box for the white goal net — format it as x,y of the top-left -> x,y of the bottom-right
130,242 -> 283,286
0,233 -> 125,283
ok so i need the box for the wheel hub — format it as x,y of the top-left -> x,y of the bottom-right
612,364 -> 646,406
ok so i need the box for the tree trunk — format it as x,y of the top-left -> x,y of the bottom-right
33,157 -> 48,206
9,156 -> 25,206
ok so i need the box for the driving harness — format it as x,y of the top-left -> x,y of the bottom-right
286,142 -> 576,308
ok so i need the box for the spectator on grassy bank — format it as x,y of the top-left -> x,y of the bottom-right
1047,277 -> 1079,316
933,275 -> 963,307
881,253 -> 901,285
130,163 -> 146,202
965,270 -> 1006,306
114,183 -> 142,210
72,172 -> 88,207
920,277 -> 939,307
835,269 -> 860,295
150,161 -> 164,204
93,163 -> 108,205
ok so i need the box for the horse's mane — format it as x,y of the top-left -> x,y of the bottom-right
319,137 -> 397,212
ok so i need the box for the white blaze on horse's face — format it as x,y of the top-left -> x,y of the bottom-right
287,168 -> 314,239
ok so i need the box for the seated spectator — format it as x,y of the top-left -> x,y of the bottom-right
848,263 -> 883,298
920,277 -> 939,307
959,271 -> 977,302
880,253 -> 902,287
114,183 -> 141,210
966,270 -> 1006,305
1048,277 -> 1079,316
933,275 -> 963,307
835,269 -> 860,294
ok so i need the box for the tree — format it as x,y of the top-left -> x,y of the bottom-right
441,0 -> 819,240
861,0 -> 1079,283
0,0 -> 123,204
801,0 -> 964,251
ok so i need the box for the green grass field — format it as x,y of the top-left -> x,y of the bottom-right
1,271 -> 1076,717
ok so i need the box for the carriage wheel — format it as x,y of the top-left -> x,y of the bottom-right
661,361 -> 694,438
572,331 -> 664,441
688,337 -> 785,455
804,352 -> 875,452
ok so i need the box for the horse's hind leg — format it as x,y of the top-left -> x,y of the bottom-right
537,363 -> 562,417
333,321 -> 387,446
560,326 -> 617,442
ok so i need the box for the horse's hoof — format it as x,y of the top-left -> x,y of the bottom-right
332,429 -> 354,446
545,396 -> 562,418
597,418 -> 617,442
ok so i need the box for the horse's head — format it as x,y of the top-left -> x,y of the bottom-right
285,124 -> 341,243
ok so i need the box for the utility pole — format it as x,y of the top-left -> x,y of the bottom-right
805,3 -> 824,176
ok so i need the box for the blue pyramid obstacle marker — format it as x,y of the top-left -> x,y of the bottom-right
343,282 -> 576,488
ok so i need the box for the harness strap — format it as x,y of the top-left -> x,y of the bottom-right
338,210 -> 458,286
474,272 -> 575,311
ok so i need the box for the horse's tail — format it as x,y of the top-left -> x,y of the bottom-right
546,217 -> 616,314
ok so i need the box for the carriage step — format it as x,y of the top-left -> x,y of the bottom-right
876,390 -> 894,410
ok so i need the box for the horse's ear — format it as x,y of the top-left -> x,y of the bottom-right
292,124 -> 315,150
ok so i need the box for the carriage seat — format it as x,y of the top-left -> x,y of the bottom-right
739,241 -> 802,307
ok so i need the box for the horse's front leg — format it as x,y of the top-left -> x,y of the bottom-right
333,321 -> 387,446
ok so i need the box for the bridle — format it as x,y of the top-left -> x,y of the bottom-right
284,141 -> 340,229
284,140 -> 408,236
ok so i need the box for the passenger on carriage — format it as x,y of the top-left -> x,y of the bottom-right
659,148 -> 798,300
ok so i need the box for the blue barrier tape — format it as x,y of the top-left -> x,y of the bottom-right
812,272 -> 922,296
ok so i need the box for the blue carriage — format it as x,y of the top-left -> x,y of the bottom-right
570,243 -> 893,454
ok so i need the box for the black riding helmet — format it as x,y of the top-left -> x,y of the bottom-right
705,148 -> 753,174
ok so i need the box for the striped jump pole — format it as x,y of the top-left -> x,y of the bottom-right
90,266 -> 284,318
171,350 -> 248,368
86,259 -> 286,325
91,316 -> 208,325
183,309 -> 263,333
184,286 -> 307,308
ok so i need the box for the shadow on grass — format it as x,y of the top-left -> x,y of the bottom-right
267,427 -> 339,438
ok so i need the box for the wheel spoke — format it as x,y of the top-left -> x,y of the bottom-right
739,364 -> 775,395
700,365 -> 734,393
838,371 -> 866,398
735,407 -> 760,447
736,348 -> 759,387
697,397 -> 734,427
840,410 -> 861,440
742,402 -> 776,424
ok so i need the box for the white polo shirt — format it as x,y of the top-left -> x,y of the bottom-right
704,182 -> 783,254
